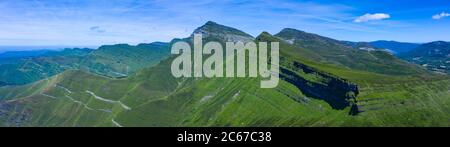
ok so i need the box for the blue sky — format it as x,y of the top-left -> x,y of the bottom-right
0,0 -> 449,48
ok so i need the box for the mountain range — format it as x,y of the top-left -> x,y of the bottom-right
0,21 -> 449,127
0,43 -> 170,85
343,40 -> 449,74
368,40 -> 421,54
399,41 -> 450,74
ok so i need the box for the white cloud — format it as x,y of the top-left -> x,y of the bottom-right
354,13 -> 390,23
432,12 -> 450,20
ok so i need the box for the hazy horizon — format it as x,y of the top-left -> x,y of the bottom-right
1,0 -> 450,48
0,35 -> 435,53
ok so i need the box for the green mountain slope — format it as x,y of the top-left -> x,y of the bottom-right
0,48 -> 92,85
80,42 -> 170,77
0,22 -> 449,127
0,42 -> 171,86
399,41 -> 450,74
274,28 -> 427,75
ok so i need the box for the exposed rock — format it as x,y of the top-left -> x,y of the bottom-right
191,21 -> 254,42
279,58 -> 360,115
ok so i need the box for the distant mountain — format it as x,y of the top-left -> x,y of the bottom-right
0,50 -> 53,58
44,48 -> 93,57
0,48 -> 93,85
340,41 -> 385,52
80,42 -> 170,77
0,48 -> 92,85
0,42 -> 171,86
369,40 -> 420,54
0,81 -> 8,87
400,41 -> 450,73
274,28 -> 426,75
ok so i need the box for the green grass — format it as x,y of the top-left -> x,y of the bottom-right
1,55 -> 448,126
0,31 -> 449,127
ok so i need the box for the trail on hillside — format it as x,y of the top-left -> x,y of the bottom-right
56,84 -> 72,94
85,90 -> 131,110
112,119 -> 123,127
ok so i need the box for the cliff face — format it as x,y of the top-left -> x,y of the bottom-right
279,57 -> 359,115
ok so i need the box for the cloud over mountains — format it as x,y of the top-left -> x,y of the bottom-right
432,12 -> 450,20
354,13 -> 390,23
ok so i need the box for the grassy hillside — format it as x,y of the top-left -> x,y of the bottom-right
0,42 -> 170,86
1,42 -> 449,127
399,41 -> 450,74
80,42 -> 170,77
0,22 -> 448,127
0,48 -> 92,85
274,28 -> 427,75
1,55 -> 448,127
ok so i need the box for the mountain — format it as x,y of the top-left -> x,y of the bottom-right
80,42 -> 170,77
0,50 -> 53,59
0,21 -> 449,127
369,40 -> 420,54
0,42 -> 171,86
274,28 -> 427,75
340,41 -> 379,51
0,48 -> 93,86
399,41 -> 450,73
191,21 -> 254,42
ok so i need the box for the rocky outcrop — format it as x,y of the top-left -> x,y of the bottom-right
191,21 -> 254,42
280,58 -> 359,115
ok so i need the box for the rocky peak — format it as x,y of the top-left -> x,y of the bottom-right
191,21 -> 254,42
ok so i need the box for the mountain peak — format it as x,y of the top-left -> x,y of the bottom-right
197,21 -> 221,29
402,40 -> 449,57
417,41 -> 450,52
427,41 -> 449,45
276,28 -> 322,40
204,21 -> 218,26
275,28 -> 342,46
280,28 -> 305,33
260,31 -> 271,36
191,21 -> 254,42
